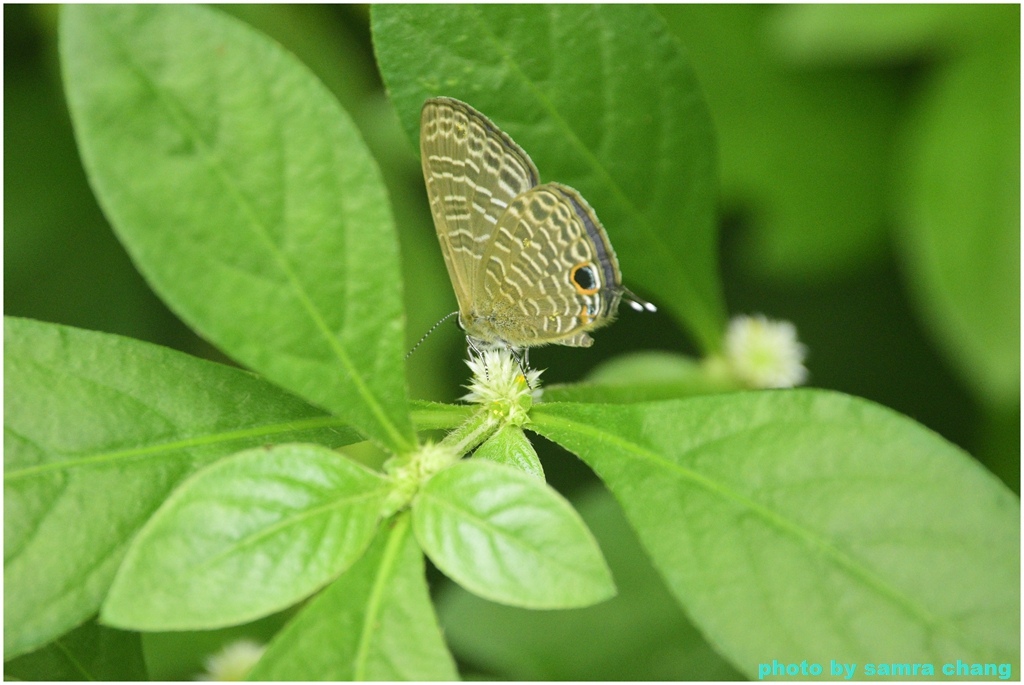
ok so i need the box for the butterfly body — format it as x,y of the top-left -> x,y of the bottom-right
420,97 -> 630,351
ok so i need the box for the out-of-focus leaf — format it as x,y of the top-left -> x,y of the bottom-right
542,351 -> 738,403
4,10 -> 181,346
897,12 -> 1020,407
770,5 -> 1012,65
661,5 -> 897,281
3,621 -> 146,681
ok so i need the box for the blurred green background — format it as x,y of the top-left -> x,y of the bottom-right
5,5 -> 1019,679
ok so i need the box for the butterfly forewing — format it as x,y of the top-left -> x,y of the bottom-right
476,183 -> 623,347
420,98 -> 540,314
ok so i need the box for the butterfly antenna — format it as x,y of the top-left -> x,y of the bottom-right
622,287 -> 657,312
406,311 -> 460,360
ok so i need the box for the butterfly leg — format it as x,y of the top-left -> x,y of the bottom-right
503,344 -> 530,376
465,336 -> 493,380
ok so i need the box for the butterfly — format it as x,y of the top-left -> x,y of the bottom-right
419,97 -> 653,359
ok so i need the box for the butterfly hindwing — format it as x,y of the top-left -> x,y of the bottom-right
476,183 -> 622,347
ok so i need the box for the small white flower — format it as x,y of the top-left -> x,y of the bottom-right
724,314 -> 808,389
195,639 -> 265,681
462,348 -> 542,424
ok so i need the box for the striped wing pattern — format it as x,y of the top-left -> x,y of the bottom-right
420,98 -> 539,314
475,183 -> 622,348
420,97 -> 623,349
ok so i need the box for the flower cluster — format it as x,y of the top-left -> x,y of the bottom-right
196,639 -> 265,681
462,348 -> 543,425
721,314 -> 808,389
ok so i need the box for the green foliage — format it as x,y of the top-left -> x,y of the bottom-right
660,5 -> 898,282
896,10 -> 1020,406
436,487 -> 744,680
414,460 -> 614,609
4,3 -> 1018,681
531,393 -> 1019,675
103,444 -> 388,631
60,4 -> 415,454
4,621 -> 146,681
4,316 -> 354,659
663,4 -> 1020,412
472,424 -> 545,479
544,350 -> 739,403
248,515 -> 457,681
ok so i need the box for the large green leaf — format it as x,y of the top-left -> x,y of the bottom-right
413,460 -> 615,609
60,5 -> 416,453
103,444 -> 387,630
531,392 -> 1020,676
372,4 -> 726,352
897,11 -> 1020,407
3,317 -> 353,659
436,486 -> 743,680
3,620 -> 146,681
248,514 -> 457,681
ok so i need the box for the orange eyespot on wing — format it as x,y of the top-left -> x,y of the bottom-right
570,262 -> 600,295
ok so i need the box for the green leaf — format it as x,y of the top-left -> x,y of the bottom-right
4,317 -> 353,659
436,486 -> 743,680
542,351 -> 738,403
102,444 -> 388,630
372,4 -> 726,352
248,514 -> 457,681
413,460 -> 615,609
472,424 -> 544,479
769,5 -> 1010,65
897,13 -> 1020,407
530,392 -> 1020,676
59,4 -> 416,453
660,5 -> 897,281
3,620 -> 146,681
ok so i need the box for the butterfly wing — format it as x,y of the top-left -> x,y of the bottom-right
474,183 -> 623,348
420,98 -> 540,318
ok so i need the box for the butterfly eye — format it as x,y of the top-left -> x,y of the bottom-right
570,263 -> 599,294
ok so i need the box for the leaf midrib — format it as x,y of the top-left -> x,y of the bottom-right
88,11 -> 412,453
420,489 -> 594,579
3,416 -> 344,482
198,488 -> 385,570
353,513 -> 411,680
530,409 -> 1000,661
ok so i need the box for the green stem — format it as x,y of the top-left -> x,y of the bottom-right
437,406 -> 501,462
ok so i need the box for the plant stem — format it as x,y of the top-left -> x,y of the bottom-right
437,406 -> 501,461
